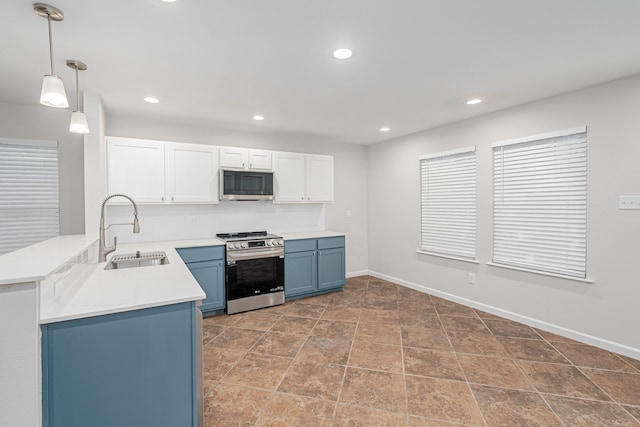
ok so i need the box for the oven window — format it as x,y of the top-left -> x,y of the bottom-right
227,257 -> 284,300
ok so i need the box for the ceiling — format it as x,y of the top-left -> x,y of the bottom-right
3,0 -> 640,145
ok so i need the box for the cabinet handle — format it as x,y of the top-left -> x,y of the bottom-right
301,197 -> 304,200
242,162 -> 245,168
249,163 -> 252,168
318,251 -> 322,255
161,196 -> 164,201
307,197 -> 310,200
171,196 -> 174,201
312,252 -> 315,256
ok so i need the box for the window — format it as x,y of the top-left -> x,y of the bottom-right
419,146 -> 476,260
492,126 -> 587,278
0,138 -> 59,255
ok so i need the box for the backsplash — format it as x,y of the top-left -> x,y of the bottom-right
104,202 -> 325,244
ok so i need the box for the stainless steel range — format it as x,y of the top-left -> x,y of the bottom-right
216,231 -> 285,314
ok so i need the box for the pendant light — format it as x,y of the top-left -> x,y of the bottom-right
66,60 -> 90,134
34,3 -> 68,108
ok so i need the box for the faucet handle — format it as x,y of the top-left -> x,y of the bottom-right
113,236 -> 117,249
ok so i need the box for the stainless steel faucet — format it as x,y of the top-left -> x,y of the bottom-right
99,194 -> 140,262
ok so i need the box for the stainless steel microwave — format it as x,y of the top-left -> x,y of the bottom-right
219,169 -> 274,201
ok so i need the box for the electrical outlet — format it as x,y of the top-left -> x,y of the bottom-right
619,195 -> 640,210
468,273 -> 476,285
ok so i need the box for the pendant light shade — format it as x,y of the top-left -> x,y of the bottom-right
66,60 -> 90,134
40,74 -> 68,108
34,3 -> 68,109
69,111 -> 89,134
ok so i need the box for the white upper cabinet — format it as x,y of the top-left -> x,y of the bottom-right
219,147 -> 272,170
274,152 -> 334,203
166,143 -> 219,204
305,154 -> 334,202
106,137 -> 166,203
106,137 -> 219,204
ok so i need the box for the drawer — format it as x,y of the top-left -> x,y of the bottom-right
317,236 -> 345,250
285,239 -> 317,253
176,245 -> 224,263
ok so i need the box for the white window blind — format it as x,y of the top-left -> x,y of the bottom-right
420,146 -> 476,259
0,138 -> 59,255
492,126 -> 587,278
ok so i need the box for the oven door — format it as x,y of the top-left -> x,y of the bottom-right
226,255 -> 284,301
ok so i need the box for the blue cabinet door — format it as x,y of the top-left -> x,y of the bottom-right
285,250 -> 317,297
188,259 -> 225,312
318,246 -> 346,290
42,303 -> 197,427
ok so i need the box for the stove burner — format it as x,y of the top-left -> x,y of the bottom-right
216,231 -> 268,240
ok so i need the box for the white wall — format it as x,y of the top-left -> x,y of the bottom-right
367,74 -> 640,357
105,116 -> 369,274
0,102 -> 85,235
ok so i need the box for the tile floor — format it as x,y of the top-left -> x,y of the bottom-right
202,275 -> 640,426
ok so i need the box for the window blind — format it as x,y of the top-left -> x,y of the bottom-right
492,127 -> 587,278
420,146 -> 476,259
0,138 -> 59,255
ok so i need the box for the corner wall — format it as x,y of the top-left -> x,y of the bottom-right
367,74 -> 640,357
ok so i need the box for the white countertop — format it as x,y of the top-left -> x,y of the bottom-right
280,231 -> 346,240
38,238 -> 222,324
0,234 -> 100,286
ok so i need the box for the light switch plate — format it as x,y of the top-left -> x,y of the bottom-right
619,195 -> 640,210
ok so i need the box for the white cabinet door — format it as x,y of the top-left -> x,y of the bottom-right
306,155 -> 334,202
167,143 -> 219,204
274,152 -> 306,202
247,149 -> 272,170
106,137 -> 166,203
219,147 -> 248,169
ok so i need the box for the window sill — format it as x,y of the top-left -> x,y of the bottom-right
486,262 -> 593,284
416,250 -> 479,264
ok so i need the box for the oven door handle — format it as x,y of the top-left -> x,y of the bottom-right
227,248 -> 285,262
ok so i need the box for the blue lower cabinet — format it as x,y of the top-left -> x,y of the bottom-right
41,302 -> 198,427
177,246 -> 225,314
285,236 -> 345,299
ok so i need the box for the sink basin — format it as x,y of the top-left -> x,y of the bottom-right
104,251 -> 170,270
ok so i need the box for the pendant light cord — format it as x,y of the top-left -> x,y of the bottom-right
47,13 -> 55,76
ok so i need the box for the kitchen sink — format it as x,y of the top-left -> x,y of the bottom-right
104,251 -> 170,270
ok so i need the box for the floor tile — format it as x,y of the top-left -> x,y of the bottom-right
255,393 -> 335,427
340,367 -> 406,412
251,331 -> 307,358
473,309 -> 507,321
623,405 -> 640,421
363,296 -> 399,310
457,353 -> 533,390
311,319 -> 358,340
284,302 -> 326,318
360,307 -> 400,324
204,383 -> 272,427
553,342 -> 638,372
440,315 -> 489,334
355,321 -> 401,345
277,361 -> 345,401
403,347 -> 465,381
269,315 -> 317,335
409,416 -> 471,426
405,376 -> 483,425
544,394 -> 639,426
518,360 -> 610,400
497,336 -> 570,363
583,368 -> 640,406
447,330 -> 508,357
483,319 -> 541,339
431,297 -> 478,317
365,285 -> 398,300
330,291 -> 365,308
203,347 -> 245,396
399,311 -> 442,329
297,336 -> 352,365
398,299 -> 437,313
202,323 -> 227,345
620,355 -> 640,372
344,276 -> 368,289
471,384 -> 563,426
348,340 -> 403,373
321,305 -> 362,322
230,312 -> 282,331
401,325 -> 451,350
534,328 -> 580,344
333,404 -> 407,427
203,313 -> 237,326
209,327 -> 265,351
396,285 -> 431,301
222,352 -> 292,390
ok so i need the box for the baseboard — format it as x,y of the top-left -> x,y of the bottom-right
346,270 -> 369,278
364,270 -> 640,361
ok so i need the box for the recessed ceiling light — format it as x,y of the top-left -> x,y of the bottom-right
144,97 -> 159,104
252,115 -> 265,121
333,48 -> 353,60
160,0 -> 177,3
379,127 -> 390,132
466,98 -> 483,105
